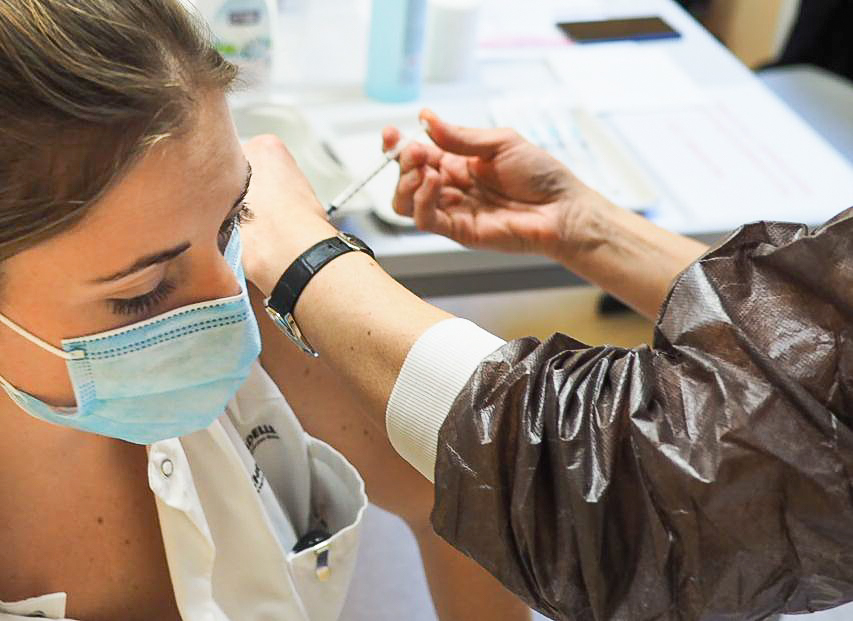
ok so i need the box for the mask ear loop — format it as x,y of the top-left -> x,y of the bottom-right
0,312 -> 85,360
0,373 -> 19,396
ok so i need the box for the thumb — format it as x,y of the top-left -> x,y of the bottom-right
420,109 -> 518,160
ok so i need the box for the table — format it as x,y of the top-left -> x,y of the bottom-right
236,0 -> 853,300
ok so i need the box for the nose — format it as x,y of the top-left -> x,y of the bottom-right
191,248 -> 243,304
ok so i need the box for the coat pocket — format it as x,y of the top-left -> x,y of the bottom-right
287,436 -> 367,621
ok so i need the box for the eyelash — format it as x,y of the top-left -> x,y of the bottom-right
109,280 -> 177,316
109,203 -> 254,316
217,202 -> 254,252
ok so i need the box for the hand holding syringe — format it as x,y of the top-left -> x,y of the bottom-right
327,121 -> 430,215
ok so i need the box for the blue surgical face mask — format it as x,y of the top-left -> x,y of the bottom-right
0,230 -> 261,445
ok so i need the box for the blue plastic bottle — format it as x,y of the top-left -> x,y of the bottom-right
365,0 -> 427,103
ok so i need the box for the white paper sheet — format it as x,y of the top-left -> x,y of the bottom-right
608,84 -> 853,230
490,95 -> 658,211
549,44 -> 707,112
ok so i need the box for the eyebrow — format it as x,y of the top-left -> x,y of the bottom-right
92,162 -> 253,284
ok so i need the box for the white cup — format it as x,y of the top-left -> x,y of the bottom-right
424,0 -> 483,83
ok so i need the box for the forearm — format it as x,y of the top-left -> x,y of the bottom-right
561,192 -> 709,320
251,223 -> 452,428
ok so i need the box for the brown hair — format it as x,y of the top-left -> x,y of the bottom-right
0,0 -> 238,262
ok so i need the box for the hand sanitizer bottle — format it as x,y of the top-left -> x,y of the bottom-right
365,0 -> 428,103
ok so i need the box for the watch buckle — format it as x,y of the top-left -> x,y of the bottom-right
337,232 -> 362,252
265,303 -> 319,358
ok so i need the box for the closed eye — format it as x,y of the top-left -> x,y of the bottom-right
108,279 -> 176,316
106,186 -> 254,317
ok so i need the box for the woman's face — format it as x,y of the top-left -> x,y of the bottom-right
0,91 -> 251,408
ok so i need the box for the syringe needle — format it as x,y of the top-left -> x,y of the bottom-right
327,124 -> 428,215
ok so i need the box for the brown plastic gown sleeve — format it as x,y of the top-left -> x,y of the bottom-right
431,208 -> 853,621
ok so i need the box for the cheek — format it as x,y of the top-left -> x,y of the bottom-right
0,239 -> 124,339
0,326 -> 76,407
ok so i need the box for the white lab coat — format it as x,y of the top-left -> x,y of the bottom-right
0,363 -> 367,620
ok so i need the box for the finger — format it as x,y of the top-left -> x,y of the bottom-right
382,126 -> 401,153
398,142 -> 430,173
421,141 -> 447,169
438,185 -> 467,208
412,168 -> 444,231
386,123 -> 445,167
392,167 -> 424,216
403,139 -> 446,170
383,126 -> 440,163
420,109 -> 520,160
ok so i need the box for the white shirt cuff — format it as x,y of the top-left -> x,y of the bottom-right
385,318 -> 506,482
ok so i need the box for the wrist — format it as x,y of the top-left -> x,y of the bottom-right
551,190 -> 708,320
549,187 -> 616,268
246,219 -> 339,297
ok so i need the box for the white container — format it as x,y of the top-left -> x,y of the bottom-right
181,0 -> 278,91
424,0 -> 482,83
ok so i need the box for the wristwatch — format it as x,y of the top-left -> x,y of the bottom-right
263,232 -> 374,357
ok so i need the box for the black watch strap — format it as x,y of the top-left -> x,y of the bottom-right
264,232 -> 374,356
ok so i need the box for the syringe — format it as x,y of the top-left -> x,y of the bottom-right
327,122 -> 429,215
